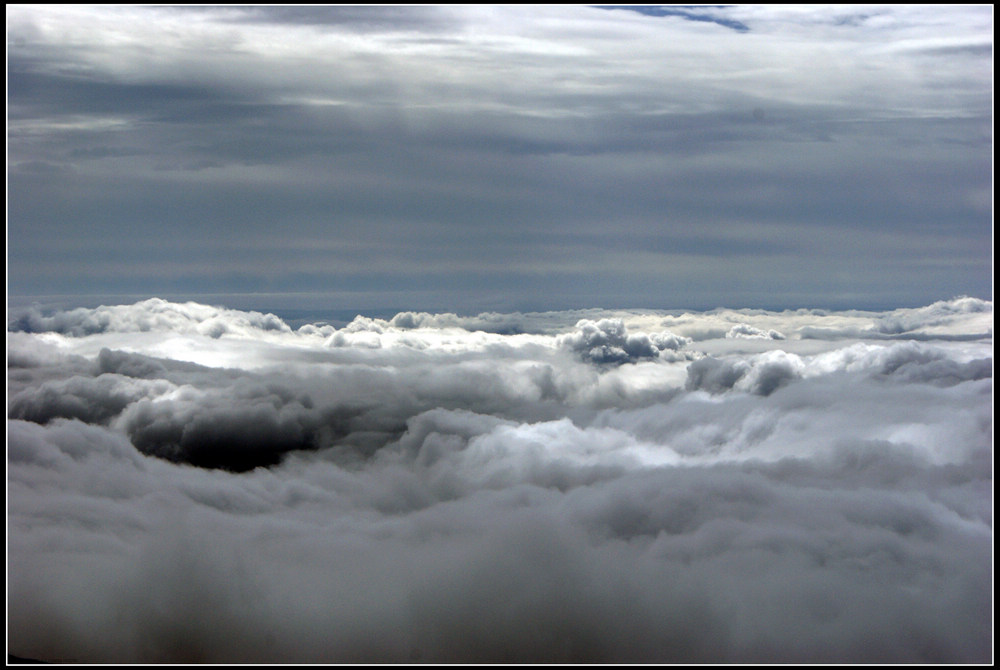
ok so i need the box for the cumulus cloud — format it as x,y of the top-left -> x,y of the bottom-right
8,371 -> 173,426
559,318 -> 691,364
726,323 -> 786,340
6,298 -> 993,662
8,298 -> 292,338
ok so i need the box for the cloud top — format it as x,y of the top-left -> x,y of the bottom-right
559,318 -> 692,364
9,298 -> 292,338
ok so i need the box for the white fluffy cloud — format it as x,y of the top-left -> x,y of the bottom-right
6,298 -> 993,662
10,298 -> 292,338
727,323 -> 786,340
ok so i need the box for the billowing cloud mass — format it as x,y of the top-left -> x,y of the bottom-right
6,297 -> 992,663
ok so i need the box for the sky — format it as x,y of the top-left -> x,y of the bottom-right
5,8 -> 994,660
6,296 -> 994,662
6,4 -> 994,313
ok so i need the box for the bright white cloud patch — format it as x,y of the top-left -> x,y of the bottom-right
6,298 -> 993,662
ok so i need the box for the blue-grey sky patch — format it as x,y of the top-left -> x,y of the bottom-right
596,5 -> 752,32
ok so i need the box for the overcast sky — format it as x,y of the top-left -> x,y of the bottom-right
7,5 -> 993,312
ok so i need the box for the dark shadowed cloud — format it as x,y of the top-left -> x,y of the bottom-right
6,5 -> 992,311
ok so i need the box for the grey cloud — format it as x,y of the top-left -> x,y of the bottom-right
8,159 -> 73,175
559,318 -> 691,365
684,351 -> 804,397
118,390 -> 340,472
10,307 -> 659,470
7,6 -> 990,307
386,309 -> 614,335
796,297 -> 994,342
222,5 -> 460,32
7,331 -> 92,371
809,340 -> 994,387
9,373 -> 172,426
727,323 -> 786,340
96,348 -> 171,378
5,301 -> 992,662
6,4 -> 991,648
685,356 -> 751,394
686,340 -> 992,397
8,417 -> 146,471
8,67 -> 235,120
859,342 -> 993,387
9,389 -> 992,661
873,296 -> 993,335
890,356 -> 992,386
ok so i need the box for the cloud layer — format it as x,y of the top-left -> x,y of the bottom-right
7,5 -> 992,308
6,298 -> 993,662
